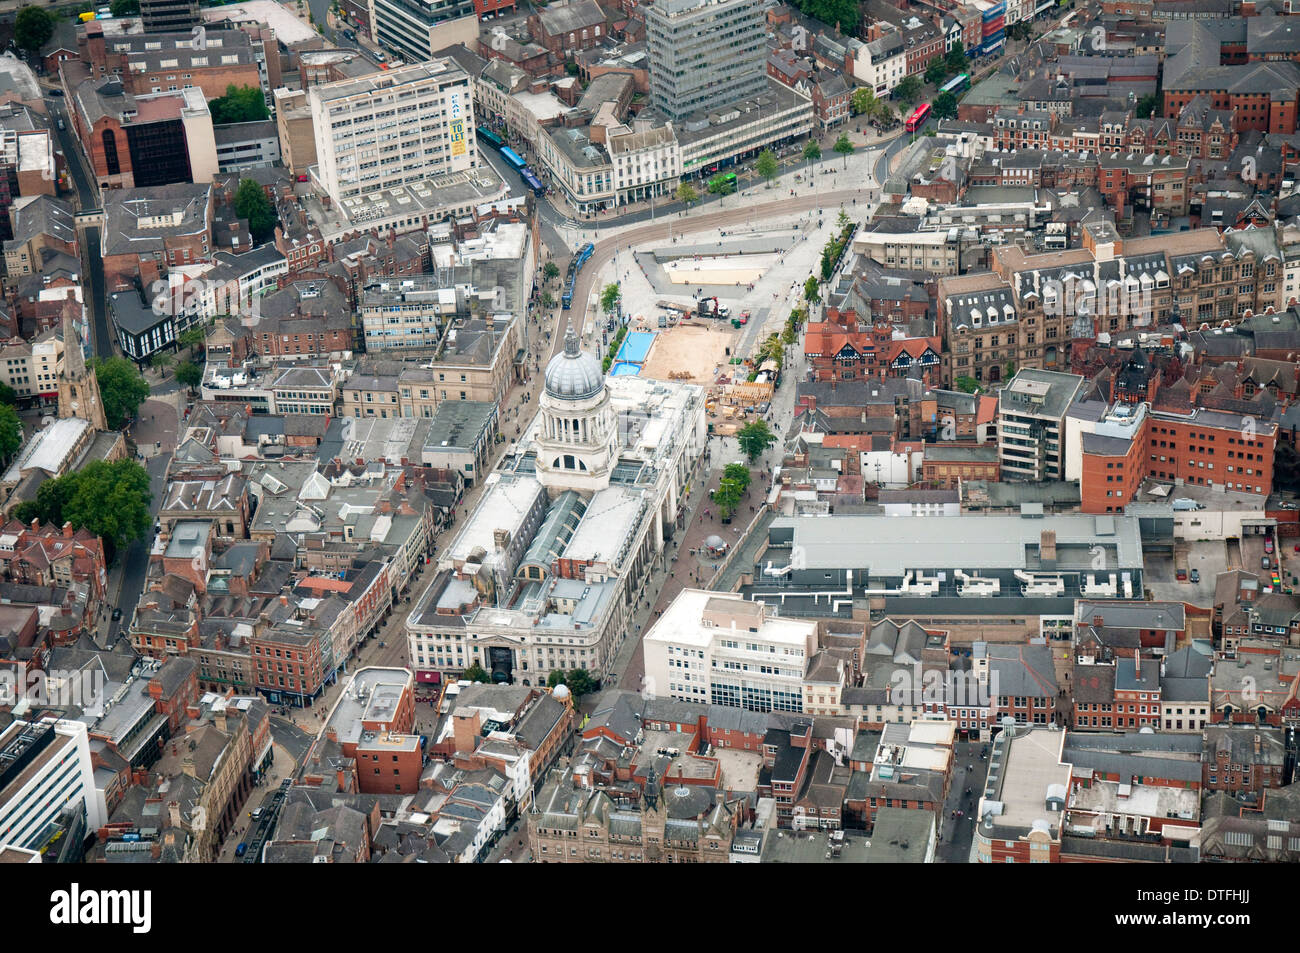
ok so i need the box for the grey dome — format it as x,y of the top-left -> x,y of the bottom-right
545,323 -> 604,400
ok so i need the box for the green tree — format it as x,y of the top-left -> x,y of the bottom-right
793,0 -> 860,36
151,352 -> 173,375
802,140 -> 822,164
837,208 -> 851,231
755,149 -> 779,185
675,182 -> 699,206
946,42 -> 968,75
546,669 -> 566,689
933,91 -> 958,120
955,375 -> 981,394
1136,93 -> 1158,119
895,75 -> 922,106
208,84 -> 271,125
14,6 -> 54,51
462,662 -> 492,684
1005,361 -> 1016,380
722,463 -> 751,494
564,61 -> 580,77
707,174 -> 736,203
14,471 -> 79,527
850,86 -> 877,117
781,321 -> 797,346
736,419 -> 775,464
109,0 -> 140,14
876,104 -> 895,125
833,133 -> 854,169
803,275 -> 821,306
60,459 -> 153,557
175,360 -> 203,395
0,382 -> 17,406
0,404 -> 21,461
924,56 -> 949,86
565,668 -> 596,697
541,291 -> 555,309
600,282 -> 621,315
235,178 -> 278,244
89,356 -> 150,429
820,246 -> 835,282
178,326 -> 206,355
542,261 -> 560,283
713,476 -> 743,519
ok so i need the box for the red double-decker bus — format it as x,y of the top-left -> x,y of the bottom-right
905,103 -> 932,133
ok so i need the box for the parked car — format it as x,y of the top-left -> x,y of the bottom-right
1189,569 -> 1200,583
235,842 -> 248,858
1262,556 -> 1272,570
111,607 -> 122,621
1265,538 -> 1274,554
250,808 -> 264,821
1176,568 -> 1187,581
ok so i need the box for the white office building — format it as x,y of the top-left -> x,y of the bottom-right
0,718 -> 106,851
308,60 -> 479,206
643,589 -> 819,713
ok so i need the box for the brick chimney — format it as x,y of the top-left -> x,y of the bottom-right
1040,530 -> 1057,562
63,522 -> 74,538
453,708 -> 483,754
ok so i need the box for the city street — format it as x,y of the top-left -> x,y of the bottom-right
938,739 -> 990,863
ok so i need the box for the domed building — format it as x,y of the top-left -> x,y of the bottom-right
535,323 -> 616,493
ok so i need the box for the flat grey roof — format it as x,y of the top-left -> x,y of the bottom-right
770,513 -> 1144,576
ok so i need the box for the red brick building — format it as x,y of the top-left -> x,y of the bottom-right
1080,406 -> 1277,514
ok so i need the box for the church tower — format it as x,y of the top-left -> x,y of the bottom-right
57,304 -> 108,431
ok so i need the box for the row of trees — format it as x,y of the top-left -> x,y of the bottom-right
458,664 -> 598,698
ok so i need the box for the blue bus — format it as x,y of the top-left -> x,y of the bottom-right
521,169 -> 545,195
939,73 -> 971,95
477,125 -> 504,150
500,147 -> 526,171
574,243 -> 594,269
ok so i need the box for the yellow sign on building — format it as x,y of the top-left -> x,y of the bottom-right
450,119 -> 466,157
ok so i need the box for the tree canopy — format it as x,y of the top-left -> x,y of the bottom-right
1136,93 -> 1158,118
895,75 -> 922,105
924,56 -> 949,86
0,404 -> 21,462
175,361 -> 203,394
542,261 -> 560,282
110,0 -> 140,15
89,356 -> 150,429
933,91 -> 958,120
235,179 -> 278,244
954,375 -> 981,394
14,7 -> 54,52
803,275 -> 821,305
802,140 -> 822,163
12,459 -> 153,559
209,84 -> 271,125
722,463 -> 751,494
462,662 -> 492,684
0,382 -> 17,406
600,282 -> 621,314
833,133 -> 854,167
675,182 -> 699,206
789,0 -> 860,36
755,149 -> 779,183
737,419 -> 775,463
946,42 -> 968,74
